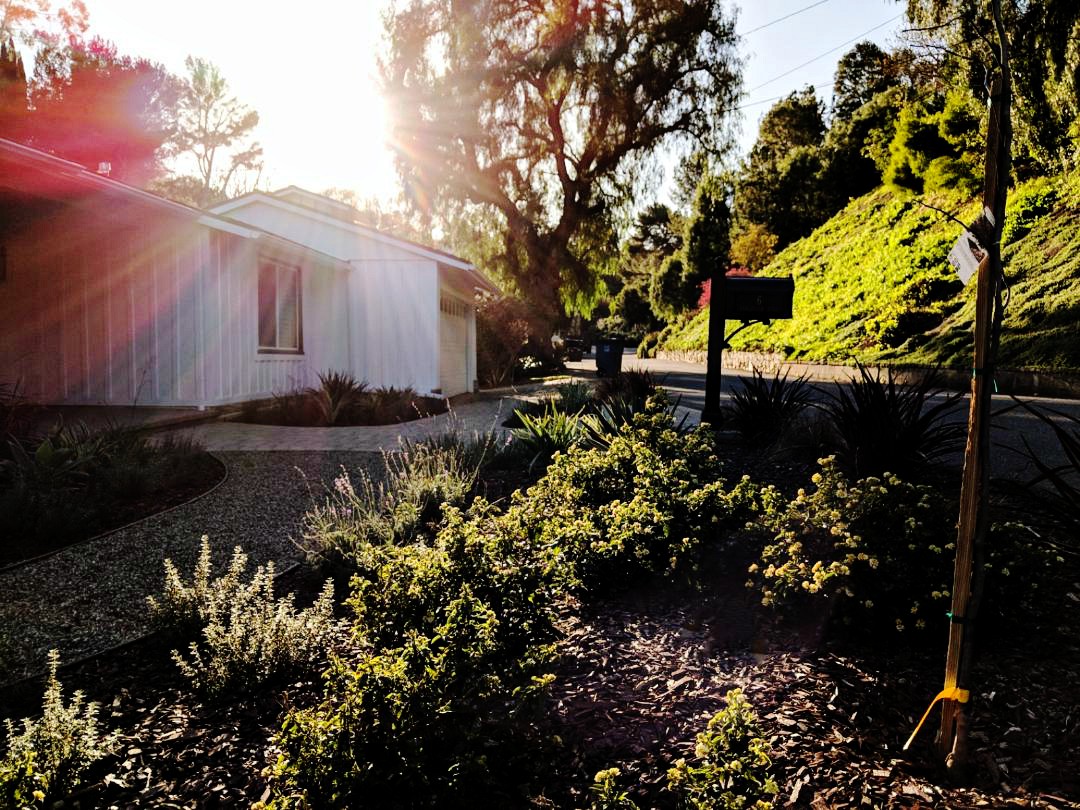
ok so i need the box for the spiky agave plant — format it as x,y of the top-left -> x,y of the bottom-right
821,364 -> 964,478
511,403 -> 583,471
724,368 -> 816,445
1012,398 -> 1080,542
309,371 -> 368,426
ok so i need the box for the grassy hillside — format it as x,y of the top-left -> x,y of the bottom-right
661,172 -> 1080,373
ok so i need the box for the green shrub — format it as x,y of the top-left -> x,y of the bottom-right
589,768 -> 640,810
270,399 -> 772,807
269,500 -> 559,807
1,651 -> 115,807
299,431 -> 498,570
579,394 -> 673,450
821,365 -> 964,478
747,458 -> 1054,638
667,689 -> 778,810
1002,177 -> 1058,246
724,369 -> 815,446
588,689 -> 777,810
511,398 -> 752,591
637,331 -> 661,359
476,294 -> 531,388
148,539 -> 336,696
748,458 -> 955,635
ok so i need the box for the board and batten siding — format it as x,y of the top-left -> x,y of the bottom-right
1,207 -> 209,405
221,198 -> 446,395
0,206 -> 351,406
347,258 -> 440,394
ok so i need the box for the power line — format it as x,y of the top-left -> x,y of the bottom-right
747,14 -> 904,93
735,75 -> 835,112
740,0 -> 836,37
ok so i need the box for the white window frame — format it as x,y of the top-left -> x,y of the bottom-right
257,259 -> 303,354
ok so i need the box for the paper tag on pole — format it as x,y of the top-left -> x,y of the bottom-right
948,232 -> 986,285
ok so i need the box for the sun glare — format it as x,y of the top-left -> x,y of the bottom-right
82,0 -> 400,204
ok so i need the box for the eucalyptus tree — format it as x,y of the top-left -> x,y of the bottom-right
381,0 -> 742,324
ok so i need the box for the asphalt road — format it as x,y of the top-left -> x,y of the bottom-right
566,352 -> 1080,484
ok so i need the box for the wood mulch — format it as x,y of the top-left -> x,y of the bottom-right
536,545 -> 1080,810
2,549 -> 1077,808
3,445 -> 1078,808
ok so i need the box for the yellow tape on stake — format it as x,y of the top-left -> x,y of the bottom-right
903,687 -> 971,751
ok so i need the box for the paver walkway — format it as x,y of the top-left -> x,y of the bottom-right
167,395 -> 526,451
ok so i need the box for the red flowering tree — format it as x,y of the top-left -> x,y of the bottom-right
23,34 -> 179,184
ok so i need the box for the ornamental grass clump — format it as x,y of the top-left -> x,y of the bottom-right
0,651 -> 115,808
307,370 -> 368,426
511,403 -> 584,470
148,539 -> 336,696
555,380 -> 594,414
821,364 -> 964,478
299,429 -> 499,570
724,368 -> 815,446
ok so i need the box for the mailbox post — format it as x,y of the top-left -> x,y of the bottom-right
701,270 -> 728,425
701,275 -> 795,425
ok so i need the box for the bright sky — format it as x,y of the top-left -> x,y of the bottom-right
80,0 -> 906,207
734,0 -> 905,152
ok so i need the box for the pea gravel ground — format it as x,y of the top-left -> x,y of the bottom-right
0,451 -> 383,685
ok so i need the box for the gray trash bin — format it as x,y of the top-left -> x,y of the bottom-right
595,337 -> 624,377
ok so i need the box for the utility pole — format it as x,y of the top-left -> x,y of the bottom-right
935,0 -> 1012,772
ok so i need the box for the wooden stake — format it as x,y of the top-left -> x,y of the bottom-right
936,0 -> 1012,770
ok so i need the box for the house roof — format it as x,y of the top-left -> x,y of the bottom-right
211,188 -> 498,293
0,138 -> 351,272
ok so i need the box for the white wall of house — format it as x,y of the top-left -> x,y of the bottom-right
198,232 -> 352,406
216,196 -> 478,396
0,203 -> 352,407
1,205 -> 208,406
347,258 -> 440,394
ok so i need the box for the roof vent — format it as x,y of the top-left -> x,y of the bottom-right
97,161 -> 111,176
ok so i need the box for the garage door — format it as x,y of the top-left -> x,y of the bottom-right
439,293 -> 469,396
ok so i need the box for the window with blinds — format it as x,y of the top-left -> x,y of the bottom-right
258,260 -> 302,353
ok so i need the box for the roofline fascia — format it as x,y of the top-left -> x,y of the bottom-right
210,192 -> 479,272
272,185 -> 358,215
0,137 -> 207,220
0,139 -> 352,272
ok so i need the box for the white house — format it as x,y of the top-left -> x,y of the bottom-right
209,186 -> 494,398
0,138 -> 494,408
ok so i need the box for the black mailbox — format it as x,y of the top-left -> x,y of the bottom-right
721,276 -> 794,321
